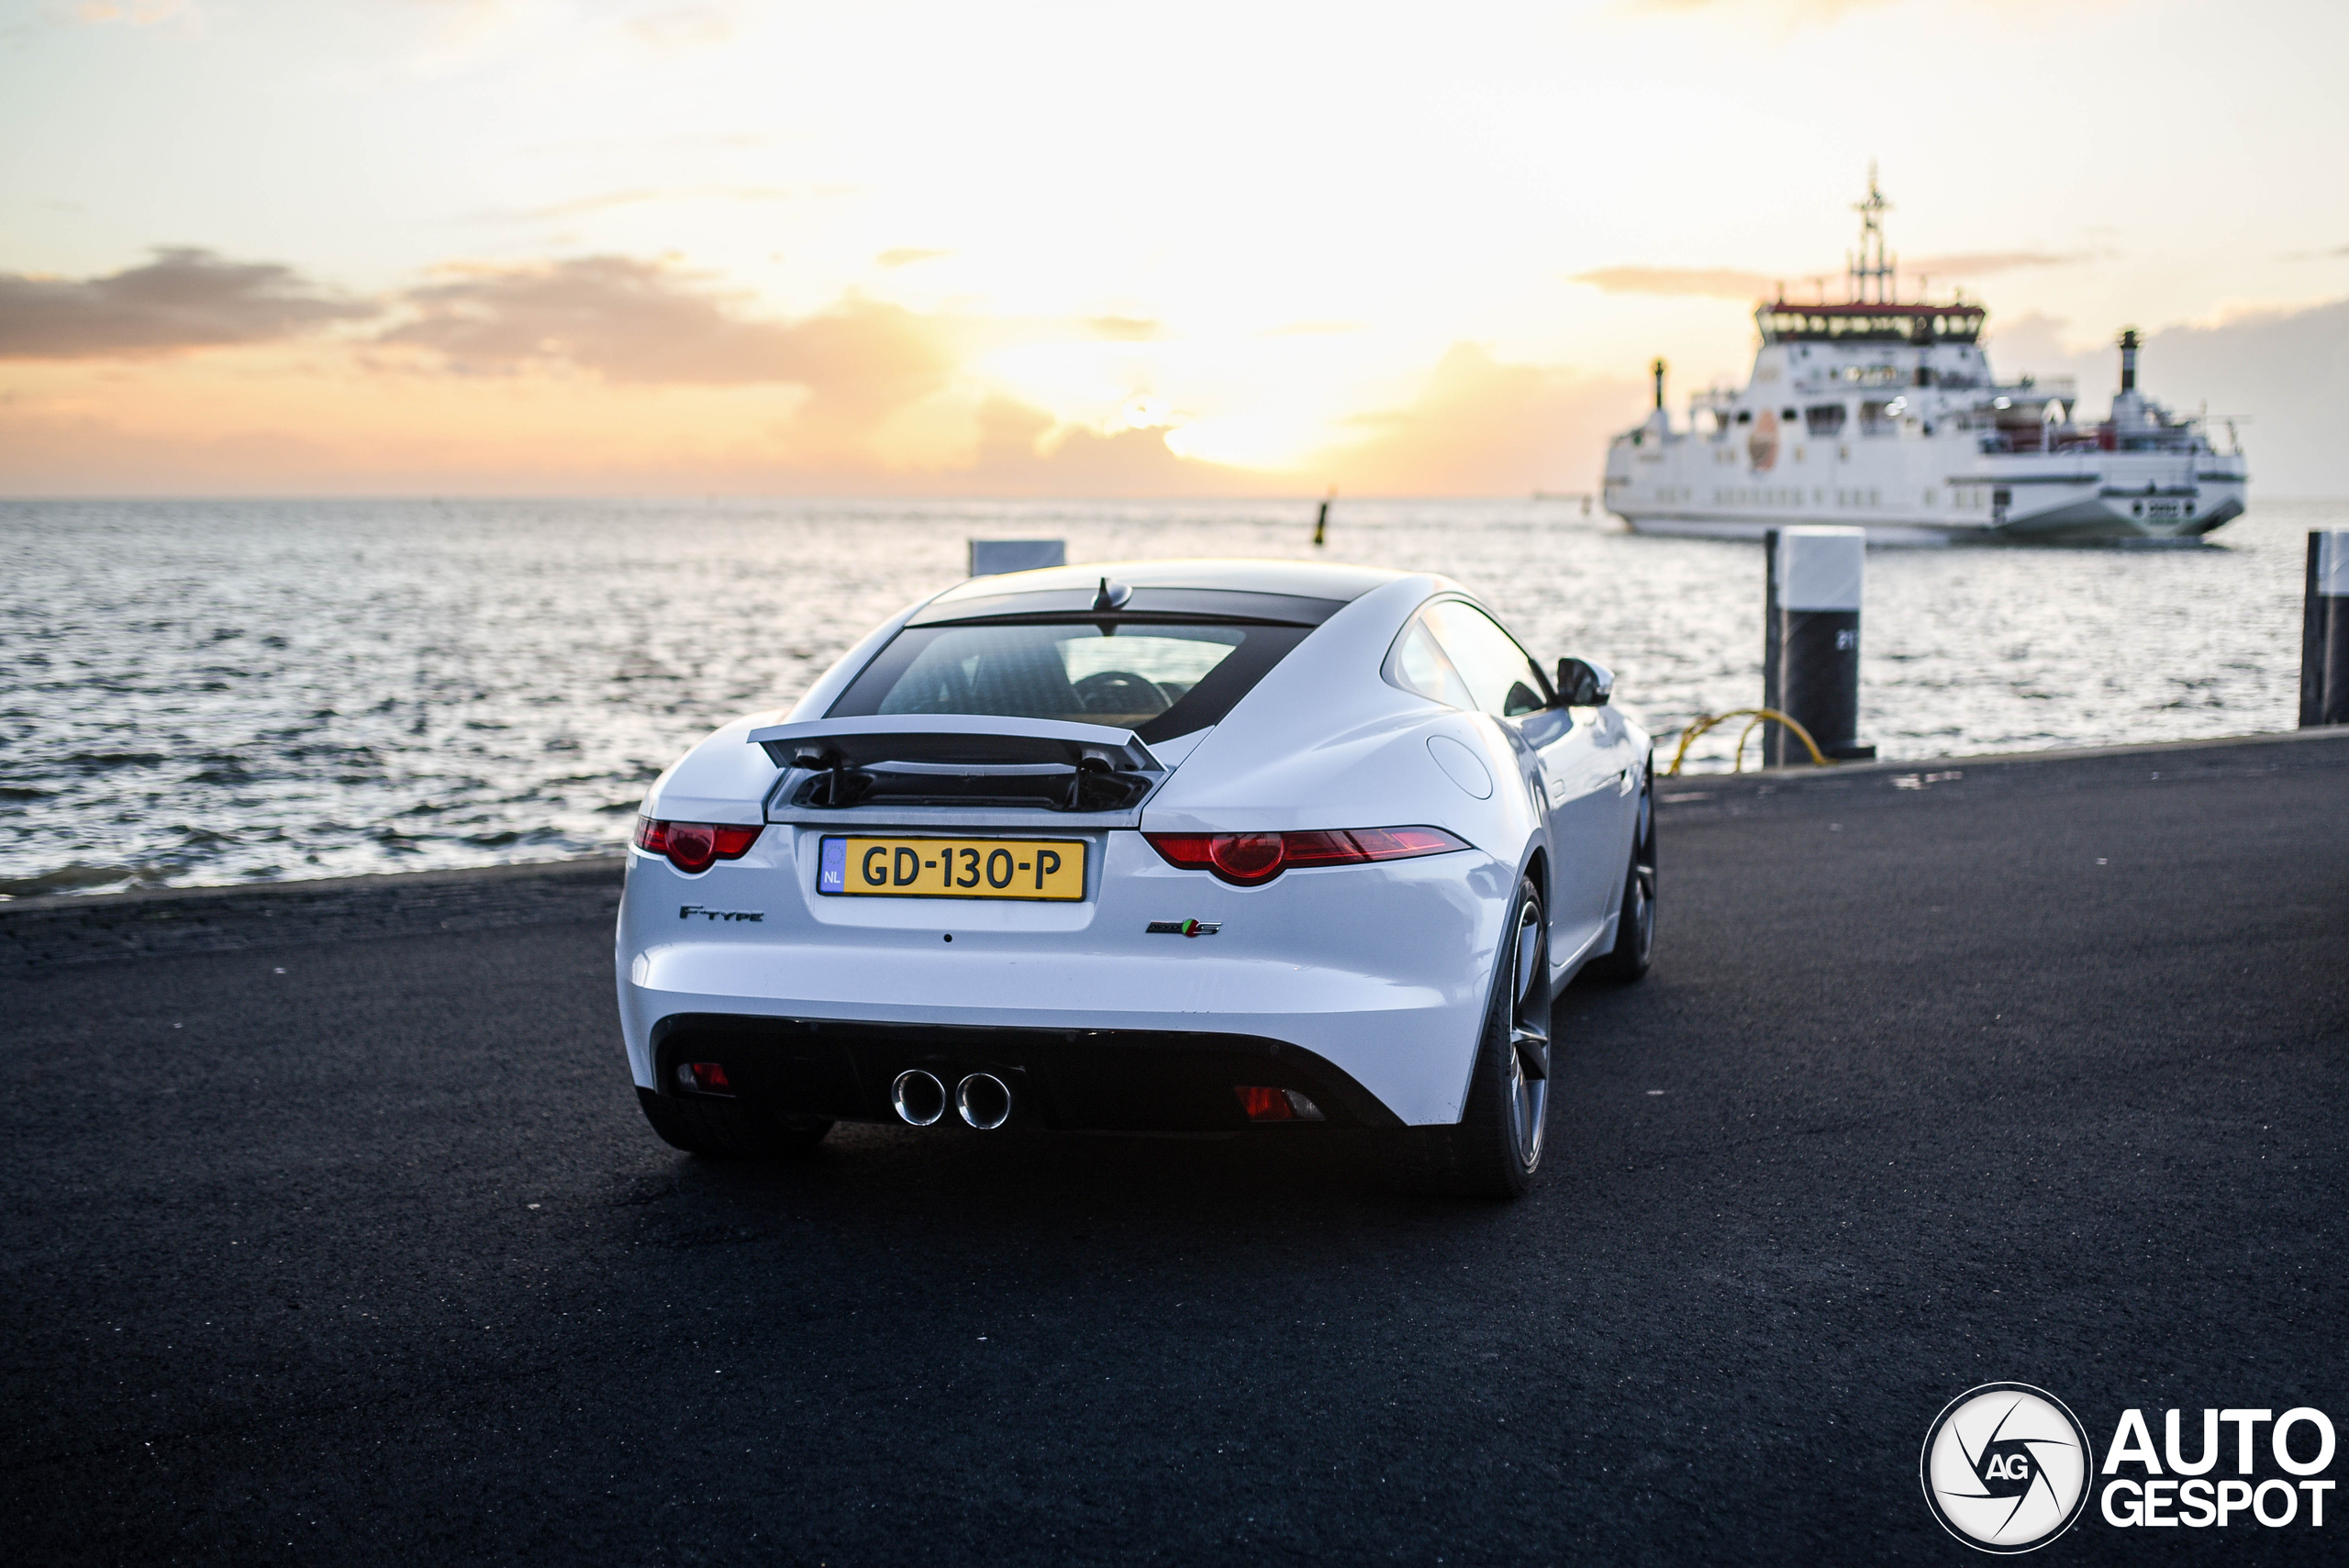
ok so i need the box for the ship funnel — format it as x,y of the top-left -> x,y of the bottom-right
2118,328 -> 2140,395
1652,358 -> 1667,412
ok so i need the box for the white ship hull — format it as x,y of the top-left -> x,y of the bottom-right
1606,439 -> 2246,545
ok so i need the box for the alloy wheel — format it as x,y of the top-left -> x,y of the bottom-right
1504,895 -> 1549,1172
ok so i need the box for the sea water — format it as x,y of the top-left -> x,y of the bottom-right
1,495 -> 2334,896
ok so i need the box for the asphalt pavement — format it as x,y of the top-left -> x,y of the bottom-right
5,730 -> 2345,1565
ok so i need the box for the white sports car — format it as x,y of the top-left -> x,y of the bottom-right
617,559 -> 1654,1196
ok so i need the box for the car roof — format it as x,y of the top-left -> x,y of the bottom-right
922,557 -> 1407,614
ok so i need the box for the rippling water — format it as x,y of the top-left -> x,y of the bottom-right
3,495 -> 2336,897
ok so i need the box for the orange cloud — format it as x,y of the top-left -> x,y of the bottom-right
1906,250 -> 2080,277
1626,0 -> 1893,16
1316,343 -> 1647,496
73,0 -> 195,26
377,257 -> 957,450
1570,265 -> 1776,300
952,396 -> 1266,497
1081,316 -> 1163,341
1574,250 -> 2079,303
478,187 -> 789,224
0,350 -> 1267,498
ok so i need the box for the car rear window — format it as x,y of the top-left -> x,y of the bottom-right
827,619 -> 1312,742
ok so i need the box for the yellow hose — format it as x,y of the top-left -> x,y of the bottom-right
1664,708 -> 1831,776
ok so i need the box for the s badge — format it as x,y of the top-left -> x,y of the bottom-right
1146,920 -> 1220,938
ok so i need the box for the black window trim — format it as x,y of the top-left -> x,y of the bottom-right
1382,593 -> 1558,715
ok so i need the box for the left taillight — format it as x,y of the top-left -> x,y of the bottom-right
1143,826 -> 1468,886
633,817 -> 763,874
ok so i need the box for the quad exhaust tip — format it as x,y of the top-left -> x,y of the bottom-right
891,1069 -> 946,1127
956,1073 -> 1013,1131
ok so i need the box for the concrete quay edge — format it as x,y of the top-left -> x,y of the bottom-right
1654,724 -> 2349,819
6,727 -> 2344,970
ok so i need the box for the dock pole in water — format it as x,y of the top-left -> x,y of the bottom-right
968,539 -> 1066,577
1313,488 -> 1332,548
1763,527 -> 1874,765
2303,531 -> 2349,726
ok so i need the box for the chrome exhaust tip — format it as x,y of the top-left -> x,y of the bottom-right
955,1072 -> 1013,1131
891,1069 -> 947,1127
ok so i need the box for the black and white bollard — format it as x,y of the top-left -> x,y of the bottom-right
1762,526 -> 1875,764
2302,531 -> 2349,727
968,539 -> 1066,577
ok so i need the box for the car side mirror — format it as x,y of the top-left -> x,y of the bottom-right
1554,657 -> 1614,707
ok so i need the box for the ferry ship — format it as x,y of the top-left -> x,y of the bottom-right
1600,174 -> 2247,543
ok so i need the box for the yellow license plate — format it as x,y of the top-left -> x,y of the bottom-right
817,836 -> 1086,900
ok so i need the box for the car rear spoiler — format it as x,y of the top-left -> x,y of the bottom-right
746,717 -> 1163,814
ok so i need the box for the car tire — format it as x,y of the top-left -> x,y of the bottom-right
1391,875 -> 1549,1200
1586,767 -> 1655,984
636,1088 -> 833,1159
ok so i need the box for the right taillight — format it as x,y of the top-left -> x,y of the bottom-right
1143,826 -> 1467,886
634,817 -> 763,874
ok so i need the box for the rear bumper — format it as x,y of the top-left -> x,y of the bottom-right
649,1013 -> 1400,1132
615,831 -> 1516,1126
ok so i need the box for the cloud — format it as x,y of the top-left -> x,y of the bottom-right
875,248 -> 952,269
1570,266 -> 1777,300
1905,250 -> 2079,278
73,0 -> 195,26
0,383 -> 1273,499
1083,316 -> 1164,341
1316,343 -> 1647,495
477,186 -> 789,224
0,248 -> 373,361
1977,297 -> 2349,494
1984,310 -> 2075,373
1626,0 -> 1893,17
624,4 -> 742,53
379,255 -> 954,421
2131,297 -> 2349,495
1575,253 -> 2080,301
950,396 -> 1266,497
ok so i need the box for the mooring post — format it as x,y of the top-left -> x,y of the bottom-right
967,539 -> 1066,577
1765,526 -> 1874,764
2305,531 -> 2349,727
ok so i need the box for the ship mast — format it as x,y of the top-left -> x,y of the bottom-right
1847,163 -> 1896,305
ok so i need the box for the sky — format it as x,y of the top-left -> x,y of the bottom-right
2,0 -> 2345,496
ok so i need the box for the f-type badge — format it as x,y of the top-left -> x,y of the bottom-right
1146,919 -> 1220,938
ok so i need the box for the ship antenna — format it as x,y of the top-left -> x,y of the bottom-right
1652,358 -> 1666,412
1850,161 -> 1894,305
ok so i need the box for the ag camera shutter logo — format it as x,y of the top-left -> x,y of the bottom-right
1920,1383 -> 2094,1553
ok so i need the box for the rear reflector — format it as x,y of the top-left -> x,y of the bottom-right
635,817 -> 763,874
1235,1086 -> 1325,1122
1146,826 -> 1467,886
676,1061 -> 733,1095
